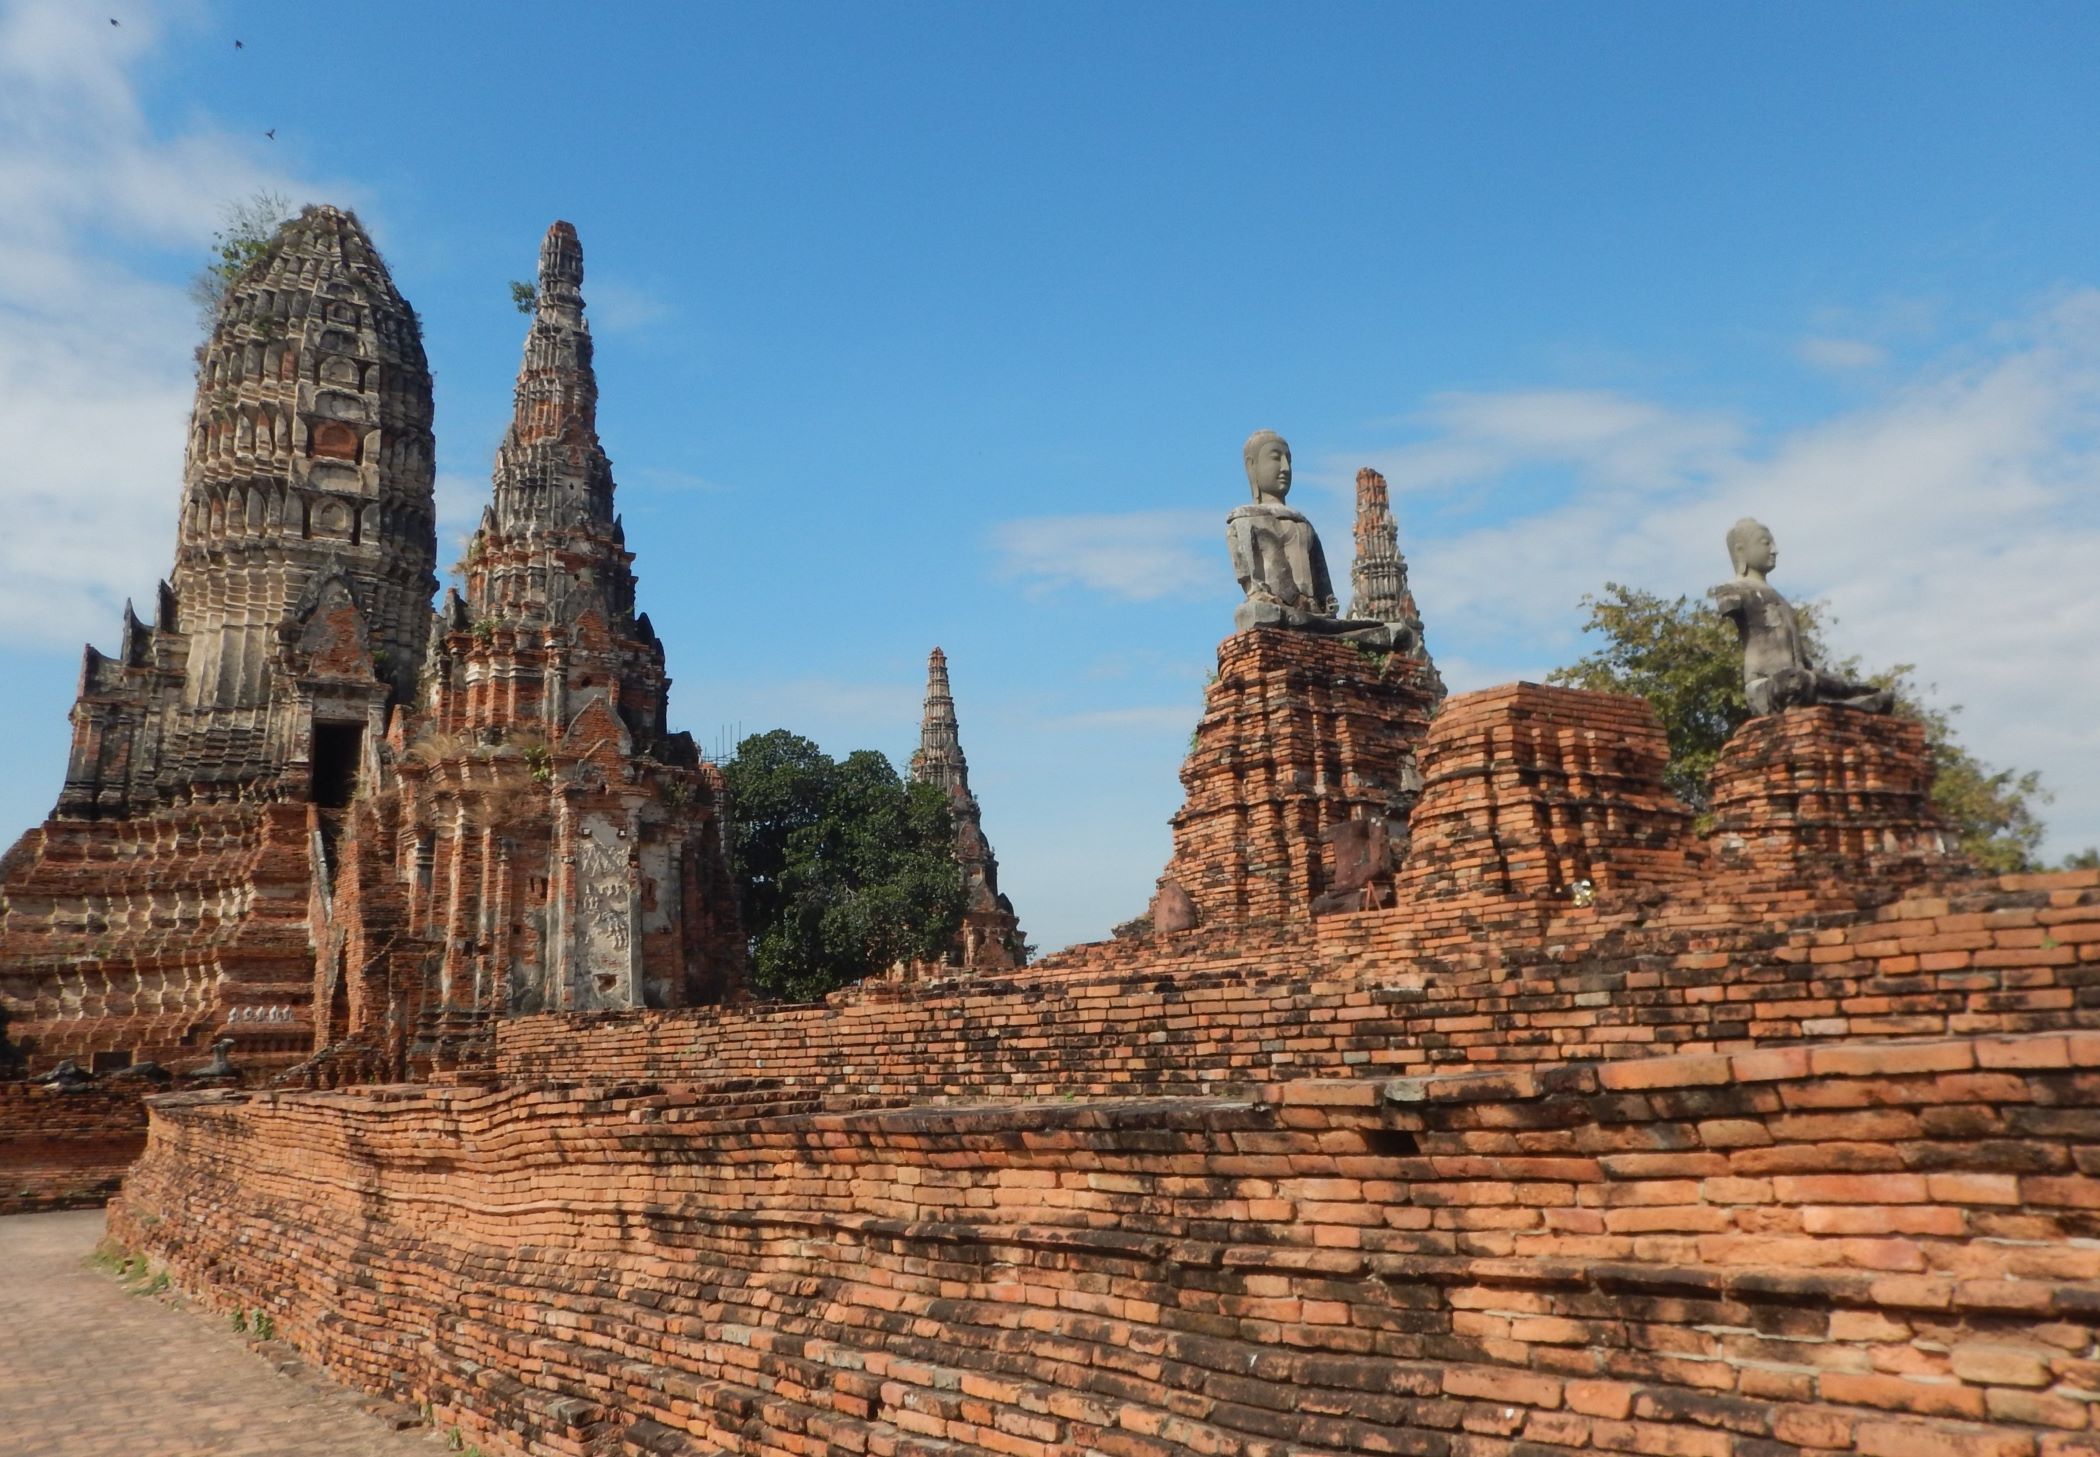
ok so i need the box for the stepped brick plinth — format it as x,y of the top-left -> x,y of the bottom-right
1400,681 -> 1702,902
1158,629 -> 1438,927
0,803 -> 319,1075
1709,706 -> 1953,878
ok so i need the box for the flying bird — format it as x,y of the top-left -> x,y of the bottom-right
263,128 -> 275,141
235,40 -> 244,50
109,16 -> 118,24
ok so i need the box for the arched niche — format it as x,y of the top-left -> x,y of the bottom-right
310,421 -> 360,462
312,497 -> 354,542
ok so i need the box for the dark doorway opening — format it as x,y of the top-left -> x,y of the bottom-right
313,721 -> 363,808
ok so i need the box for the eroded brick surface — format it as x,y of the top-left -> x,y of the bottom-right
114,1034 -> 2100,1457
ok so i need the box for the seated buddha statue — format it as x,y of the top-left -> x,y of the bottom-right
1227,430 -> 1412,651
1709,517 -> 1892,716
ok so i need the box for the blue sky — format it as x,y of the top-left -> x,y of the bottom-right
3,0 -> 2098,952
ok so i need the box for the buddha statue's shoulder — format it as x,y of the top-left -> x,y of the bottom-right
1710,576 -> 1785,612
1228,502 -> 1311,527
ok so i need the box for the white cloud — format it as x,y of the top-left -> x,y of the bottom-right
988,509 -> 1219,602
585,279 -> 671,334
1371,292 -> 2100,861
0,0 -> 343,649
1355,389 -> 1744,496
1798,336 -> 1888,373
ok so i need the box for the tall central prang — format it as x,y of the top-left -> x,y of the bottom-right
62,205 -> 438,817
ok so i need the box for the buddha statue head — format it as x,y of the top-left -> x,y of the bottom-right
1243,429 -> 1292,504
1726,517 -> 1778,580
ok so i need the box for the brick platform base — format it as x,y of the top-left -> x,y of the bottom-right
1710,707 -> 1954,879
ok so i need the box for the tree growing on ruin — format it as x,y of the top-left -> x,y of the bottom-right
1549,583 -> 2049,873
722,730 -> 966,1002
188,190 -> 296,329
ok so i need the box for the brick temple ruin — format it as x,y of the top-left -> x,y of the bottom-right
9,208 -> 2100,1457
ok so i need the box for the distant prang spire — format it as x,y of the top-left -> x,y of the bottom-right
911,647 -> 969,797
1348,466 -> 1443,699
909,647 -> 1025,971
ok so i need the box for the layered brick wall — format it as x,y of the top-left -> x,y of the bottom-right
115,1032 -> 2100,1457
0,801 -> 320,1074
489,866 -> 2100,1091
1710,708 -> 1954,879
1399,683 -> 1703,901
1161,630 -> 1438,925
100,682 -> 2100,1452
1,1082 -> 149,1214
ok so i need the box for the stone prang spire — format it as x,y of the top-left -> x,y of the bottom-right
1348,466 -> 1443,700
910,649 -> 1025,971
440,221 -> 668,744
474,220 -> 633,627
911,647 -> 968,796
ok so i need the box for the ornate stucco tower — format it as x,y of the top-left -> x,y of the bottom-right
62,206 -> 436,816
0,206 -> 436,1074
314,222 -> 744,1075
910,648 -> 1024,970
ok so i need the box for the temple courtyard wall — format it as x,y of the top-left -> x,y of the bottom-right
114,1030 -> 2100,1457
0,1081 -> 150,1215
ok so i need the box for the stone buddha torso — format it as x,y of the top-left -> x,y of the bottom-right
1227,501 -> 1338,617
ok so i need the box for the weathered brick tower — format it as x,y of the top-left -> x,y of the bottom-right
0,205 -> 435,1073
312,222 -> 744,1075
909,647 -> 1024,969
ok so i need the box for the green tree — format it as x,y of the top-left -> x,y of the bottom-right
509,280 -> 537,314
722,730 -> 965,1002
1548,583 -> 2049,872
188,191 -> 295,329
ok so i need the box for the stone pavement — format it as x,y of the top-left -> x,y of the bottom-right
0,1210 -> 452,1457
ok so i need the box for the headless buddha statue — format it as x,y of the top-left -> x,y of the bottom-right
1227,430 -> 1412,651
1710,517 -> 1892,716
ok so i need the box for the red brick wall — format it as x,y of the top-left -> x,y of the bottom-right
1162,630 -> 1436,924
0,801 -> 319,1073
1711,708 -> 1952,877
0,1082 -> 148,1214
488,868 -> 2100,1091
114,1032 -> 2100,1457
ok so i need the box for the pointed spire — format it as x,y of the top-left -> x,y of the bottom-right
906,648 -> 1026,970
537,219 -> 585,316
911,647 -> 969,798
490,220 -> 612,536
1348,467 -> 1441,697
